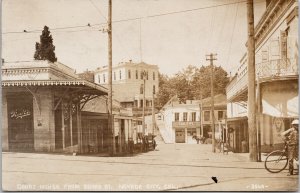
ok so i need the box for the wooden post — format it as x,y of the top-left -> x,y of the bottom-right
247,0 -> 258,161
107,0 -> 115,156
62,103 -> 65,150
70,103 -> 73,152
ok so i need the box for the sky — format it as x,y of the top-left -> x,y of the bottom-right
2,0 -> 266,76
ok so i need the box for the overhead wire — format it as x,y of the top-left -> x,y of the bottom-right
2,0 -> 250,35
226,0 -> 239,68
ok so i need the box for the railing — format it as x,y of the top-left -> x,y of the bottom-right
256,58 -> 298,78
227,72 -> 248,101
227,58 -> 298,101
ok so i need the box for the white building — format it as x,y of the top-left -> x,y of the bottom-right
94,61 -> 159,111
159,94 -> 227,144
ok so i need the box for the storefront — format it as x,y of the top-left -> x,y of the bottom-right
2,61 -> 109,154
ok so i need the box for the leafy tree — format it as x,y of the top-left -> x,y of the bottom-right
34,26 -> 57,62
155,65 -> 229,109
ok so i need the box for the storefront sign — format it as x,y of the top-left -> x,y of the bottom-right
10,109 -> 31,119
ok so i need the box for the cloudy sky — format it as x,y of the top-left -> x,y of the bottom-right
2,0 -> 266,75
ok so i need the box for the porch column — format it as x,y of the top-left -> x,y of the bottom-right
62,103 -> 65,150
77,103 -> 81,153
69,103 -> 73,152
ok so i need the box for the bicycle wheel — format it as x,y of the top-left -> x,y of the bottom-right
264,150 -> 288,173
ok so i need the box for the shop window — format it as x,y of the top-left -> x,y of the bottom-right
103,74 -> 105,83
204,111 -> 210,121
174,113 -> 179,122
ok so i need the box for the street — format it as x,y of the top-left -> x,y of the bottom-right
2,143 -> 298,191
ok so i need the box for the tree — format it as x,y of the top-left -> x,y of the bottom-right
155,65 -> 229,109
34,26 -> 57,62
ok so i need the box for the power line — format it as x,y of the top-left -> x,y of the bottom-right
88,0 -> 108,22
2,0 -> 250,35
226,0 -> 239,67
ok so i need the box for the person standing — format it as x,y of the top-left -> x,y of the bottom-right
281,119 -> 299,176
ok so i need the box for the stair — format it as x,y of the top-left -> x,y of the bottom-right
155,117 -> 173,144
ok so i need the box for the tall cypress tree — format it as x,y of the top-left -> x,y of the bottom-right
34,26 -> 57,62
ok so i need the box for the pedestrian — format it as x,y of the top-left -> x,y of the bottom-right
281,119 -> 299,176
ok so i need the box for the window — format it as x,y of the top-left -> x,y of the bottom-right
191,112 -> 196,121
280,30 -> 287,60
119,70 -> 122,80
146,71 -> 148,80
175,113 -> 179,122
128,70 -> 131,79
153,85 -> 156,94
140,71 -> 143,79
113,72 -> 116,80
136,70 -> 138,79
140,84 -> 143,94
218,111 -> 224,120
98,75 -> 100,83
204,111 -> 210,121
103,74 -> 106,83
183,112 -> 188,121
153,72 -> 155,80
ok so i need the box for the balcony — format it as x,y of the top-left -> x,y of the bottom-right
256,58 -> 298,79
227,58 -> 298,102
172,121 -> 200,128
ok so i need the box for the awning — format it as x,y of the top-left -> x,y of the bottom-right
2,80 -> 108,95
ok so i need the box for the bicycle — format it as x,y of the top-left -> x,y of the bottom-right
264,141 -> 298,173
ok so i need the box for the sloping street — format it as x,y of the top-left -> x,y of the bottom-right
2,144 -> 298,191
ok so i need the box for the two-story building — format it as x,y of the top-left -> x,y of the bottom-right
226,0 -> 298,153
94,60 -> 159,117
159,94 -> 227,144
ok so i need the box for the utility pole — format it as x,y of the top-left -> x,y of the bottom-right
247,0 -> 258,162
142,70 -> 147,135
199,90 -> 203,139
108,0 -> 115,156
206,53 -> 217,153
152,87 -> 155,135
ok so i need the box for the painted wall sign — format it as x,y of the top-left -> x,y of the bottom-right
10,109 -> 31,119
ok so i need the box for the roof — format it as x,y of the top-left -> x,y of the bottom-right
162,94 -> 227,110
2,80 -> 108,95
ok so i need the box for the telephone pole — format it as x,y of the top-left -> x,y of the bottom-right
206,53 -> 217,153
247,0 -> 258,162
108,0 -> 115,156
142,70 -> 147,135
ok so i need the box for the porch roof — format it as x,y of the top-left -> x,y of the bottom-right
2,80 -> 108,95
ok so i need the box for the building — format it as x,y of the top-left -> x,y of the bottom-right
226,0 -> 298,153
158,94 -> 227,144
94,61 -> 159,117
1,60 -> 124,154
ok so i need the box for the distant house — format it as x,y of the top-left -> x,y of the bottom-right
159,94 -> 227,144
